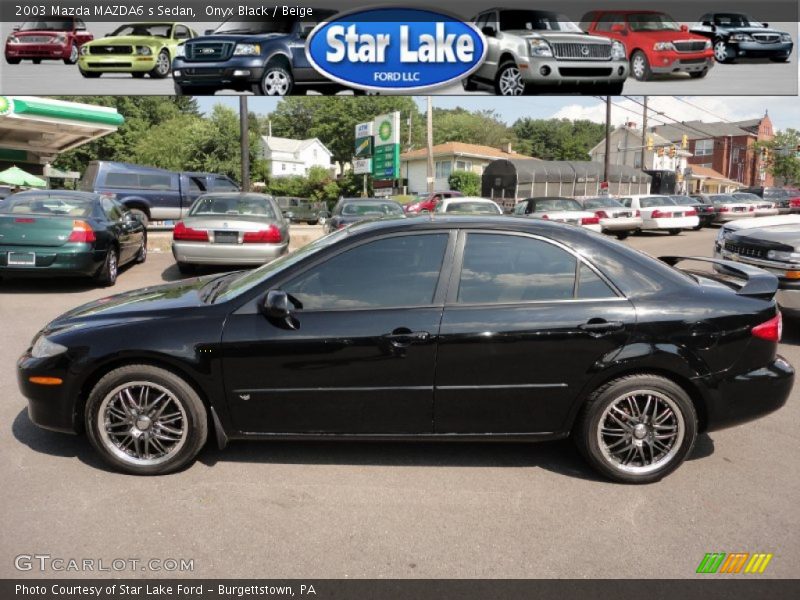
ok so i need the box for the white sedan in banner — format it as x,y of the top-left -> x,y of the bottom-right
619,195 -> 699,235
732,192 -> 780,217
513,197 -> 602,232
434,197 -> 504,215
578,196 -> 643,239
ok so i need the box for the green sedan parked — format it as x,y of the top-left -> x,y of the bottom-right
77,22 -> 196,79
0,191 -> 146,286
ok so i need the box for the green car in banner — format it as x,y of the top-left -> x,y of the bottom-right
77,22 -> 196,79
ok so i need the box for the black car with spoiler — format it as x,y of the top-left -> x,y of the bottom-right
16,216 -> 793,483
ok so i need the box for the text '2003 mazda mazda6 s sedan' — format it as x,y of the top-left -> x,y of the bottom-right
17,216 -> 794,483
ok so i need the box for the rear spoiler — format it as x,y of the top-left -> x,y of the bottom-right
659,256 -> 779,300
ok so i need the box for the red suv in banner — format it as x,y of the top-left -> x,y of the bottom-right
582,10 -> 714,81
5,18 -> 93,65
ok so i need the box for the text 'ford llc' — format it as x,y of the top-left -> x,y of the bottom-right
325,23 -> 475,63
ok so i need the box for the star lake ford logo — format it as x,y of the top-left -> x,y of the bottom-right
305,8 -> 487,92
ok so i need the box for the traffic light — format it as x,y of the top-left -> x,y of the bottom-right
681,134 -> 689,149
646,136 -> 654,151
669,146 -> 677,158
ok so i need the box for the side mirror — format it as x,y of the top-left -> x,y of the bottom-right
76,23 -> 86,31
762,22 -> 769,28
262,290 -> 299,329
204,29 -> 215,36
12,25 -> 20,31
481,26 -> 496,37
680,24 -> 689,32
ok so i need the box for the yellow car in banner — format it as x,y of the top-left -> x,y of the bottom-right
78,22 -> 196,79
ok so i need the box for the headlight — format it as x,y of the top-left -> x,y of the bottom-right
175,44 -> 185,58
52,34 -> 66,45
611,40 -> 626,60
80,45 -> 89,56
31,336 -> 68,358
527,39 -> 552,57
780,33 -> 792,43
233,43 -> 261,56
8,35 -> 19,44
730,33 -> 753,42
704,39 -> 712,49
135,46 -> 153,56
767,250 -> 800,262
653,42 -> 675,51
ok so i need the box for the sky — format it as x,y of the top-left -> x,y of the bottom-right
196,95 -> 799,132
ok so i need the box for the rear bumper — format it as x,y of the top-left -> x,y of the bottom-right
600,217 -> 643,231
717,211 -> 755,222
172,240 -> 288,265
644,216 -> 699,230
0,246 -> 102,277
703,356 -> 794,431
78,54 -> 156,72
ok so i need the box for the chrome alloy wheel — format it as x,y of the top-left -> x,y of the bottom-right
69,44 -> 78,63
632,54 -> 646,79
596,389 -> 685,475
98,382 -> 188,467
498,66 -> 525,95
156,50 -> 170,75
263,69 -> 290,95
108,251 -> 117,281
713,41 -> 729,62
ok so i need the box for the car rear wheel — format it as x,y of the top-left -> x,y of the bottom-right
79,68 -> 101,78
574,374 -> 698,484
85,365 -> 208,475
631,51 -> 652,81
95,248 -> 118,287
64,43 -> 79,65
259,64 -> 294,96
150,49 -> 171,78
495,61 -> 526,95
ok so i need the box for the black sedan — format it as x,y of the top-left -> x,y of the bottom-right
691,13 -> 793,63
670,195 -> 717,229
324,198 -> 405,233
0,190 -> 146,286
17,216 -> 793,482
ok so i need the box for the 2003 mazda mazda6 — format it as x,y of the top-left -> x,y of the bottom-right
17,216 -> 793,482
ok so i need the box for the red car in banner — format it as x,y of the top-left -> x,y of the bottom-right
582,10 -> 714,81
5,18 -> 93,65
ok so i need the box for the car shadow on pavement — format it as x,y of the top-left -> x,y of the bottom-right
161,264 -> 244,283
0,264 -> 138,294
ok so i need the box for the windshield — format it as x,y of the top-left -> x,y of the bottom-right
111,24 -> 172,37
499,11 -> 583,33
713,13 -> 759,28
670,196 -> 698,205
19,20 -> 73,31
533,198 -> 582,212
444,201 -> 502,214
213,19 -> 297,35
640,196 -> 676,208
341,202 -> 403,216
764,189 -> 789,198
711,195 -> 736,203
733,193 -> 761,201
628,13 -> 681,32
584,198 -> 624,209
216,229 -> 348,302
190,194 -> 277,219
0,195 -> 93,217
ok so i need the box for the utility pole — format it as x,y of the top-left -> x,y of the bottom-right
239,96 -> 250,192
426,96 -> 434,193
603,96 -> 611,185
640,96 -> 648,170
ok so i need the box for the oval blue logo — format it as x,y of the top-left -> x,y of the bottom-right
306,8 -> 487,92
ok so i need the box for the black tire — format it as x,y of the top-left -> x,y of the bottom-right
462,76 -> 479,91
306,219 -> 319,226
689,69 -> 709,79
713,39 -> 734,63
95,248 -> 118,287
132,72 -> 146,78
174,82 -> 216,96
135,233 -> 147,264
85,364 -> 208,475
129,208 -> 149,228
64,43 -> 79,65
177,262 -> 195,275
79,68 -> 101,78
259,63 -> 294,96
494,61 -> 526,96
692,224 -> 703,231
574,373 -> 698,484
32,59 -> 41,64
615,231 -> 629,240
630,50 -> 652,81
5,57 -> 21,65
669,229 -> 681,236
150,49 -> 171,79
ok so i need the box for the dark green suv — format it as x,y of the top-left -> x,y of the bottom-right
275,196 -> 321,225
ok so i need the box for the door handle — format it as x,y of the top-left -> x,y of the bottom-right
383,329 -> 431,347
579,319 -> 624,334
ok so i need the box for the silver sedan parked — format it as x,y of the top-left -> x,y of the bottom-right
171,193 -> 289,274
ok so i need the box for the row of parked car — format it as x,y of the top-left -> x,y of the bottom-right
5,10 -> 793,95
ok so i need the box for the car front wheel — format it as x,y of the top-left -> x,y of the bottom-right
631,51 -> 652,81
85,365 -> 208,475
259,64 -> 294,96
714,40 -> 733,63
574,374 -> 698,484
151,49 -> 171,78
495,61 -> 526,95
64,43 -> 79,65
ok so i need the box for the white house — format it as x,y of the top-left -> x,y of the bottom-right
400,142 -> 532,195
261,135 -> 333,178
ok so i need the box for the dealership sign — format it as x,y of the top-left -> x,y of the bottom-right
306,8 -> 487,92
353,158 -> 372,175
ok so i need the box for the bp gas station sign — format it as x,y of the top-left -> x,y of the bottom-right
372,112 -> 400,180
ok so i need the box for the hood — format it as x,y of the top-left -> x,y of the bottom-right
730,225 -> 800,250
723,26 -> 787,35
45,276 -> 219,332
88,35 -> 162,45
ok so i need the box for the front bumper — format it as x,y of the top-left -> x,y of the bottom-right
172,240 -> 288,265
0,246 -> 102,277
649,52 -> 714,74
5,42 -> 69,59
78,54 -> 156,72
173,56 -> 265,90
17,351 -> 81,434
521,58 -> 628,84
730,40 -> 793,59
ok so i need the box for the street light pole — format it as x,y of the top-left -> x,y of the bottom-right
426,96 -> 434,193
603,96 -> 612,185
239,96 -> 250,192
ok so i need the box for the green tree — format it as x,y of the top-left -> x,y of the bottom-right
512,118 -> 606,160
448,170 -> 481,196
433,107 -> 516,149
763,129 -> 800,186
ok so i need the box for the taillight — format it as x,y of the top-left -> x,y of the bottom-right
651,210 -> 673,218
14,217 -> 35,223
749,206 -> 755,212
685,209 -> 697,217
595,210 -> 609,219
173,221 -> 208,242
67,220 -> 96,243
752,313 -> 782,342
540,214 -> 549,220
243,226 -> 282,243
719,206 -> 730,212
790,198 -> 800,208
581,216 -> 600,225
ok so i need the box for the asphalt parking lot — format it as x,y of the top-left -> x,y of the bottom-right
0,225 -> 798,579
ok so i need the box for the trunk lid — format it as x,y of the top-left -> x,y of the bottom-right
0,215 -> 78,247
